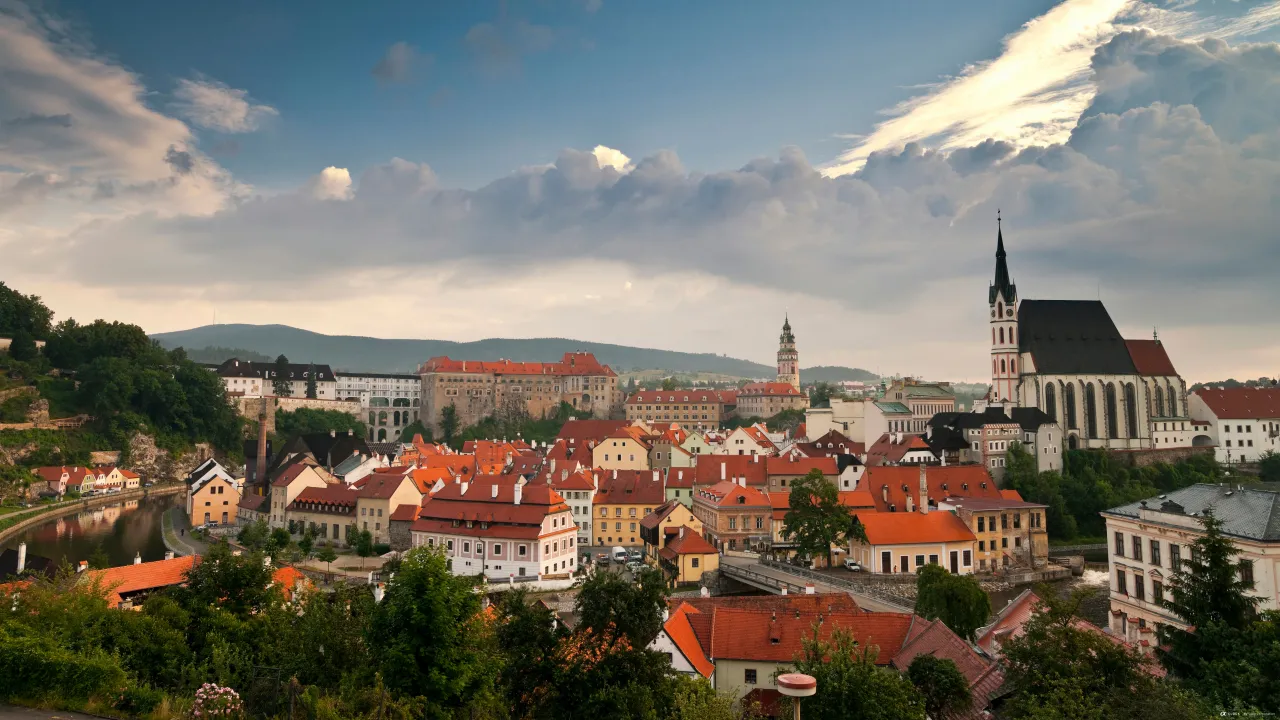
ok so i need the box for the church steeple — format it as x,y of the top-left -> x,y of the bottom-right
989,211 -> 1017,305
776,315 -> 799,389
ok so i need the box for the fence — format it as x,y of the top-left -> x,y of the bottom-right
753,558 -> 916,612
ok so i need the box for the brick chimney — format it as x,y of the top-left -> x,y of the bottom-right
720,463 -> 726,481
164,551 -> 174,561
16,543 -> 26,574
255,396 -> 269,485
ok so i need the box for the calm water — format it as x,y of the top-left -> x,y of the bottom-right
2,494 -> 181,568
987,568 -> 1112,627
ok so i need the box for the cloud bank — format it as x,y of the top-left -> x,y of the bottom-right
2,2 -> 1279,383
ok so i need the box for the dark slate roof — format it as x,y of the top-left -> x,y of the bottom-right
1017,300 -> 1137,375
1009,407 -> 1055,431
1102,484 -> 1280,542
216,358 -> 336,382
298,432 -> 370,469
243,438 -> 273,460
989,220 -> 1017,305
926,426 -> 971,453
931,408 -> 1015,431
0,547 -> 56,582
367,442 -> 401,458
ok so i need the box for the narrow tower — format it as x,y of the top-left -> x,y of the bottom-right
989,212 -> 1019,404
777,315 -> 800,389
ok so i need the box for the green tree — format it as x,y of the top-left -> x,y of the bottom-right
906,654 -> 972,720
268,527 -> 292,554
1258,450 -> 1280,483
1001,587 -> 1207,720
439,402 -> 460,445
661,376 -> 678,391
87,545 -> 111,570
399,420 -> 431,443
274,407 -> 365,439
355,529 -> 375,568
0,281 -> 54,339
174,541 -> 278,617
790,626 -> 926,720
7,327 -> 38,361
670,677 -> 741,720
914,564 -> 991,641
298,531 -> 315,560
369,546 -> 490,716
493,588 -> 565,718
237,519 -> 271,550
808,382 -> 839,409
574,564 -> 670,649
782,469 -> 852,567
272,354 -> 293,396
305,362 -> 318,399
316,546 -> 338,575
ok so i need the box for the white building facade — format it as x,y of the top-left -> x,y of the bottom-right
1188,387 -> 1280,465
336,372 -> 422,442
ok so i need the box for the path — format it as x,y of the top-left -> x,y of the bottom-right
719,555 -> 914,613
162,506 -> 207,556
0,706 -> 100,719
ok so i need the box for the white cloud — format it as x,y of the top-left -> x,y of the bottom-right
309,167 -> 354,200
372,41 -> 429,84
592,145 -> 633,173
172,76 -> 278,133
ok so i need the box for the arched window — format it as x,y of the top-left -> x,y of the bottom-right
394,410 -> 401,425
1085,383 -> 1098,439
992,328 -> 996,344
1125,384 -> 1138,438
378,410 -> 388,426
378,428 -> 387,441
1154,386 -> 1165,418
1167,384 -> 1178,416
999,327 -> 1005,344
368,411 -> 375,426
1010,359 -> 1016,374
1064,384 -> 1077,430
1011,328 -> 1016,344
1045,383 -> 1057,422
1105,383 -> 1118,439
993,360 -> 998,375
997,302 -> 1003,317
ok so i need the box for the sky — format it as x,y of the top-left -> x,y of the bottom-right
2,0 -> 1280,384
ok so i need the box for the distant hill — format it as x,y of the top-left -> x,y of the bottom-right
801,366 -> 879,383
151,324 -> 877,380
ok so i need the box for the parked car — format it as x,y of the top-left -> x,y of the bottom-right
143,481 -> 154,488
844,559 -> 862,572
611,546 -> 627,563
625,560 -> 643,573
595,552 -> 609,563
627,550 -> 643,562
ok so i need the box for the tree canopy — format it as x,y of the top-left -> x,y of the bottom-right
782,469 -> 853,566
914,564 -> 991,641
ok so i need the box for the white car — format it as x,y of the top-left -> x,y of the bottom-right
844,559 -> 862,572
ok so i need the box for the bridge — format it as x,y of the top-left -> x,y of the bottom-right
719,555 -> 914,613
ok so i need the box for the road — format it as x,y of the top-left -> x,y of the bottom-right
719,555 -> 913,613
0,707 -> 100,720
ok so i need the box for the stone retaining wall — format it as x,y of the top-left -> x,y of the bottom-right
234,396 -> 363,434
1107,445 -> 1214,468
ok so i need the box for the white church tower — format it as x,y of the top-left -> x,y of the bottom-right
777,315 -> 800,389
989,213 -> 1019,404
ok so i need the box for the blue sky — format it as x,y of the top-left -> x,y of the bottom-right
3,0 -> 1280,382
51,0 -> 1065,188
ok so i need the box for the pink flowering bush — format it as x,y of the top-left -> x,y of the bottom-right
191,683 -> 244,719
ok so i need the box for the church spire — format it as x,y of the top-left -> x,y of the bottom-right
989,210 -> 1017,305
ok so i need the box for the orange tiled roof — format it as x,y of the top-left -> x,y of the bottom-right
709,608 -> 915,663
739,382 -> 803,397
626,390 -> 739,405
853,511 -> 976,545
88,556 -> 198,607
272,566 -> 311,602
697,480 -> 771,509
659,528 -> 717,558
664,603 -> 715,678
863,465 -> 1000,513
999,489 -> 1024,502
421,352 -> 617,378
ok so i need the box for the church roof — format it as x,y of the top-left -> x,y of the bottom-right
1017,300 -> 1137,375
1125,339 -> 1179,377
989,219 -> 1017,305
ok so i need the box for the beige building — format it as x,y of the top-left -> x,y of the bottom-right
593,470 -> 667,547
639,499 -> 704,564
937,496 -> 1048,572
882,378 -> 957,433
625,389 -> 738,429
691,480 -> 773,552
737,382 -> 807,419
188,472 -> 241,526
284,485 -> 358,545
352,472 -> 424,546
849,510 -> 977,575
268,460 -> 335,528
593,428 -> 652,471
1102,484 -> 1280,647
419,352 -> 620,433
657,528 -> 719,586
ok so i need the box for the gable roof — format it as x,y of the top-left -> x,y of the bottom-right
863,465 -> 1000,513
1125,339 -> 1179,376
671,592 -> 859,616
765,456 -> 839,477
709,608 -> 916,663
627,389 -> 739,405
1009,407 -> 1055,431
739,382 -> 803,397
640,499 -> 684,529
1017,300 -> 1137,375
88,556 -> 198,607
1192,387 -> 1280,421
693,455 -> 768,486
421,352 -> 616,377
664,603 -> 715,678
354,472 -> 416,500
697,480 -> 771,509
0,547 -> 56,582
593,470 -> 666,506
867,433 -> 938,465
660,528 -> 718,558
238,493 -> 268,512
854,511 -> 977,545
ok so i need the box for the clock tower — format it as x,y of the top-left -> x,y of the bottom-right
989,213 -> 1019,404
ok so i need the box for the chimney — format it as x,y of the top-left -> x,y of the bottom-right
164,551 -> 174,561
133,552 -> 142,565
16,543 -> 26,574
612,469 -> 617,479
373,583 -> 386,603
232,549 -> 243,556
906,494 -> 914,513
330,430 -> 336,438
700,586 -> 710,598
514,484 -> 523,506
256,397 -> 269,484
77,560 -> 88,573
781,586 -> 788,595
919,464 -> 929,515
264,556 -> 272,568
753,454 -> 758,463
347,429 -> 353,436
652,470 -> 659,482
679,526 -> 686,538
550,459 -> 557,474
882,485 -> 889,502
561,469 -> 569,482
721,463 -> 726,481
460,481 -> 469,495
805,583 -> 815,595
491,484 -> 499,498
663,607 -> 670,622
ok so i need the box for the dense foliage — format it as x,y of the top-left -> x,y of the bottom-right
782,469 -> 854,566
913,564 -> 991,641
1003,443 -> 1223,540
788,627 -> 926,720
905,655 -> 972,720
274,407 -> 366,440
454,401 -> 588,448
0,282 -> 53,339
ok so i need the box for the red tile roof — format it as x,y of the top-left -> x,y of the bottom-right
863,465 -> 1000,513
389,503 -> 421,522
272,566 -> 311,602
697,480 -> 772,509
420,352 -> 616,377
1125,339 -> 1179,377
626,389 -> 739,405
664,603 -> 715,678
1193,386 -> 1280,420
410,482 -> 570,536
355,473 -> 415,500
671,593 -> 859,616
593,470 -> 667,506
640,499 -> 684,530
693,455 -> 768,486
853,511 -> 977,545
659,527 -> 717,558
548,468 -> 596,492
890,617 -> 993,683
272,461 -> 320,487
709,608 -> 916,663
289,485 -> 359,511
238,493 -> 268,512
867,433 -> 936,464
765,456 -> 838,477
739,382 -> 803,397
88,556 -> 198,607
665,467 -> 696,488
999,489 -> 1024,502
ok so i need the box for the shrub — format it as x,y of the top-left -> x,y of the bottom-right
115,683 -> 165,715
373,543 -> 392,556
192,683 -> 245,719
0,630 -> 127,703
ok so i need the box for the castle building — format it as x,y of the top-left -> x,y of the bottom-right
737,317 -> 808,419
985,217 -> 1192,451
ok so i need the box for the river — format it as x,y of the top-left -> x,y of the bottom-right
986,567 -> 1112,627
1,494 -> 181,569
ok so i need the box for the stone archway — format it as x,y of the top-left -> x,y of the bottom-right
1192,434 -> 1213,447
1068,434 -> 1079,450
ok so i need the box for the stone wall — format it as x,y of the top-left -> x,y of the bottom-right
234,396 -> 362,435
1107,445 -> 1214,468
127,432 -> 216,483
388,519 -> 413,552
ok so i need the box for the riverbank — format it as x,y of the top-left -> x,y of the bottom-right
0,484 -> 185,546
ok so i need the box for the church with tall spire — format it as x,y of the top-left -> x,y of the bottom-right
777,315 -> 800,389
982,215 -> 1196,452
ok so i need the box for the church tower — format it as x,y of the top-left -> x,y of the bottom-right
989,213 -> 1019,404
777,315 -> 800,389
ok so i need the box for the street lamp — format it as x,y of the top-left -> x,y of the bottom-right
777,673 -> 817,720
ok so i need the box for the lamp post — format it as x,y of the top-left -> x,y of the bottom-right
777,673 -> 817,720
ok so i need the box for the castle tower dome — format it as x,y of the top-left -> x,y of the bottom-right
777,315 -> 800,389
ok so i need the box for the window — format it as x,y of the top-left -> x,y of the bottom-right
729,517 -> 737,530
915,554 -> 925,568
978,517 -> 985,532
928,554 -> 938,565
1153,580 -> 1163,605
691,557 -> 699,568
1001,514 -> 1008,530
600,508 -> 607,517
1150,540 -> 1161,567
1132,536 -> 1143,562
1001,537 -> 1008,549
1240,559 -> 1255,585
1114,531 -> 1125,557
963,550 -> 971,566
1133,573 -> 1145,602
979,540 -> 986,551
1013,513 -> 1021,529
744,669 -> 757,685
1117,570 -> 1127,595
1170,544 -> 1181,572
